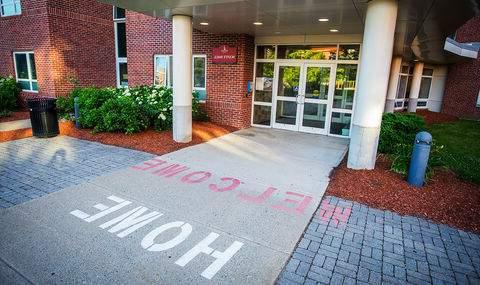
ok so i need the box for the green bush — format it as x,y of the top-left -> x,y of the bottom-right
379,113 -> 426,154
379,112 -> 445,180
96,95 -> 149,134
0,75 -> 21,116
61,85 -> 205,134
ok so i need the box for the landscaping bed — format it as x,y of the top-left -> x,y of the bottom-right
0,111 -> 29,123
59,121 -> 236,155
1,120 -> 236,153
326,156 -> 480,234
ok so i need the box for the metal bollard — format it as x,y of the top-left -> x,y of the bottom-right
407,131 -> 433,187
74,97 -> 80,129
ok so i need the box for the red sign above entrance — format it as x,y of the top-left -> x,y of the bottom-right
212,45 -> 237,64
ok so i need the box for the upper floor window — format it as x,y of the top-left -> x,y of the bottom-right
1,0 -> 21,17
14,51 -> 37,92
113,6 -> 125,20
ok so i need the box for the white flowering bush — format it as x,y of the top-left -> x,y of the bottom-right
67,85 -> 205,134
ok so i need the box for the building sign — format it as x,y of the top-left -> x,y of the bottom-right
212,45 -> 237,64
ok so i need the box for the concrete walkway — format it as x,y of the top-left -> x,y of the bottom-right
0,119 -> 31,131
0,128 -> 348,284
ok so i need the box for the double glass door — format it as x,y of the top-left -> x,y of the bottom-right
273,63 -> 335,134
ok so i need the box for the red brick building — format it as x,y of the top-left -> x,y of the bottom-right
0,0 -> 115,103
442,16 -> 480,119
125,11 -> 254,128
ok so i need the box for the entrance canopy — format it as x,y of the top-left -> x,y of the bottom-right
100,0 -> 478,64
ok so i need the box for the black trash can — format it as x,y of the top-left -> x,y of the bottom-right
27,97 -> 59,138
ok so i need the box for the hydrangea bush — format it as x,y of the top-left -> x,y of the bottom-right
0,75 -> 21,117
58,85 -> 206,134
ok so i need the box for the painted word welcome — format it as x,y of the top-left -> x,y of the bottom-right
130,157 -> 314,215
70,195 -> 243,280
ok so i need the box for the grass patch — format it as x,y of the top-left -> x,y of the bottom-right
428,120 -> 480,185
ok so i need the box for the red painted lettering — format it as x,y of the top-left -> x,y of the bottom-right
209,177 -> 240,192
180,171 -> 212,184
272,191 -> 313,215
131,158 -> 166,171
237,187 -> 276,204
152,164 -> 189,178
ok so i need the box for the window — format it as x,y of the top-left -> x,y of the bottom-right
153,54 -> 207,101
14,52 -> 37,92
1,0 -> 21,17
277,45 -> 337,60
114,6 -> 127,87
338,44 -> 360,60
113,6 -> 125,20
417,67 -> 433,108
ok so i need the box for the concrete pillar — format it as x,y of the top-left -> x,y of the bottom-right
172,15 -> 193,143
407,62 -> 424,113
347,0 -> 398,170
384,56 -> 402,113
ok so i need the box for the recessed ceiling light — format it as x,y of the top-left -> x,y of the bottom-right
318,18 -> 329,22
274,31 -> 281,34
330,29 -> 339,32
253,22 -> 263,26
413,59 -> 419,62
200,22 -> 209,26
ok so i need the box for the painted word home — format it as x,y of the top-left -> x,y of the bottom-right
70,195 -> 243,280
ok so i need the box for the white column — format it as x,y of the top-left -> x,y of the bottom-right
347,0 -> 398,170
407,61 -> 424,112
384,56 -> 402,113
427,66 -> 448,112
172,15 -> 193,143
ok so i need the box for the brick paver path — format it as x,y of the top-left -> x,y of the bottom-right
0,136 -> 154,208
278,196 -> 480,285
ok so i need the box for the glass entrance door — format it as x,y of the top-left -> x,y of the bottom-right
272,64 -> 302,131
298,64 -> 334,134
272,63 -> 334,134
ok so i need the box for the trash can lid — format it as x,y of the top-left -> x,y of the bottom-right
415,131 -> 432,144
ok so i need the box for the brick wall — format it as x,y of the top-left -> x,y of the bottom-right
46,0 -> 116,97
442,16 -> 480,119
0,0 -> 115,105
126,11 -> 254,128
0,0 -> 54,103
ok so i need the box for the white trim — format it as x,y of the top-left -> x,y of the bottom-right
13,51 -> 38,93
112,6 -> 125,21
114,9 -> 127,88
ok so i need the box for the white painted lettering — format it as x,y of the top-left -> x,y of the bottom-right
175,232 -> 244,279
141,221 -> 192,252
70,195 -> 131,222
99,206 -> 163,238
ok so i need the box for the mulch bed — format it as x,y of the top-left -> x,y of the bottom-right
57,121 -> 237,155
326,155 -> 480,234
0,111 -> 30,123
416,109 -> 458,125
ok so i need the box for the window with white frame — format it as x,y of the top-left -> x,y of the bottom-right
153,54 -> 207,101
394,65 -> 413,109
14,52 -> 37,92
0,0 -> 21,17
417,68 -> 434,108
113,6 -> 127,87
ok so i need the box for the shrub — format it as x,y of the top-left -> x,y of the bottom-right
379,112 -> 445,180
56,95 -> 75,119
75,87 -> 117,128
0,75 -> 21,116
378,112 -> 425,154
63,85 -> 205,134
96,95 -> 149,134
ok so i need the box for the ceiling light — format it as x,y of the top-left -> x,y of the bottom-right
318,18 -> 329,22
274,31 -> 281,34
330,29 -> 339,32
253,22 -> 263,26
199,22 -> 209,26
